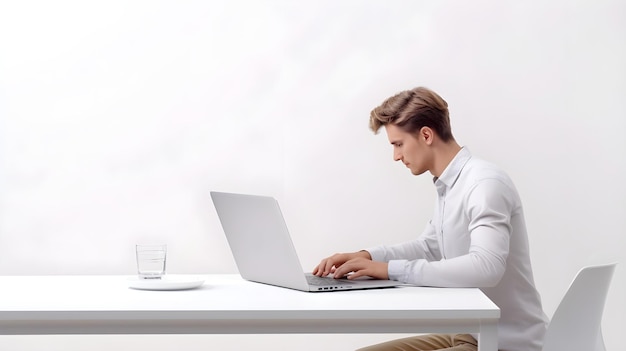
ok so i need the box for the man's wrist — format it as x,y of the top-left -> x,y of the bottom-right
358,250 -> 372,260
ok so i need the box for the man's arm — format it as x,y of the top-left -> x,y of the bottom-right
314,222 -> 441,280
367,220 -> 441,262
389,179 -> 513,287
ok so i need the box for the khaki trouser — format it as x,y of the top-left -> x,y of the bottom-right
357,334 -> 478,351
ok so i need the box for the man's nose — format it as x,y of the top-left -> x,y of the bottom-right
393,151 -> 402,162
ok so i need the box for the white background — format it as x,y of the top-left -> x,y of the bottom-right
1,1 -> 624,350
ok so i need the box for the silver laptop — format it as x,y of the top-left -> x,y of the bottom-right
210,191 -> 400,292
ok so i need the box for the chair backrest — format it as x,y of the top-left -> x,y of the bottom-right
542,263 -> 617,351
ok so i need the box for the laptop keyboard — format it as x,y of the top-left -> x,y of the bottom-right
306,275 -> 344,286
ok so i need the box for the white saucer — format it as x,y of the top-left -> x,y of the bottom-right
128,275 -> 206,291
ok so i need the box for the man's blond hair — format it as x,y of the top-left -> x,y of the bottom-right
369,87 -> 454,142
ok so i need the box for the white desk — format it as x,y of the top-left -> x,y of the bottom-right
0,275 -> 500,351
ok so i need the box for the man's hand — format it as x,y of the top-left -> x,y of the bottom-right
333,257 -> 389,280
313,252 -> 367,277
313,251 -> 389,280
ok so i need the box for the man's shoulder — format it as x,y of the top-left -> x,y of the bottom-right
462,157 -> 516,188
464,156 -> 507,176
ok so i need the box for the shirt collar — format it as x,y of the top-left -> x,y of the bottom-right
433,147 -> 472,190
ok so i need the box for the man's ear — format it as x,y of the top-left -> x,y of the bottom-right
420,127 -> 435,145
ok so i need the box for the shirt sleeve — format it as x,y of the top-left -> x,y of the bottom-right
366,220 -> 441,262
387,179 -> 514,287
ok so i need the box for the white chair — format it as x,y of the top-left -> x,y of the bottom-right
542,263 -> 617,351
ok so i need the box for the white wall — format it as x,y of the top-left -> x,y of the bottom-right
1,1 -> 624,350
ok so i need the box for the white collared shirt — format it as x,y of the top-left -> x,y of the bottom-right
367,147 -> 548,351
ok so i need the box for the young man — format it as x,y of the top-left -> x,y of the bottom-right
313,87 -> 548,351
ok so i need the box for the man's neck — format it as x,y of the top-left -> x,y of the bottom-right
430,141 -> 462,178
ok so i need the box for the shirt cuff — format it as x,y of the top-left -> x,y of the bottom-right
364,247 -> 385,262
388,259 -> 409,282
